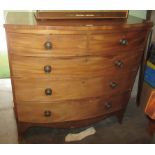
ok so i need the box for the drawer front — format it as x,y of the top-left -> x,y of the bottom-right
8,33 -> 87,56
11,49 -> 142,79
89,31 -> 147,54
8,31 -> 147,57
13,73 -> 136,102
16,92 -> 130,123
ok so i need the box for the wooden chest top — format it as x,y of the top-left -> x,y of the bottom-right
4,12 -> 153,32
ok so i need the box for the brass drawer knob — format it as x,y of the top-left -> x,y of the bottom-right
44,41 -> 52,50
104,102 -> 112,110
120,39 -> 128,45
44,65 -> 52,73
115,60 -> 124,68
44,110 -> 52,117
45,88 -> 52,96
110,82 -> 118,88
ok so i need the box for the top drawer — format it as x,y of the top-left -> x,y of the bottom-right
7,33 -> 87,56
7,30 -> 147,57
89,30 -> 147,54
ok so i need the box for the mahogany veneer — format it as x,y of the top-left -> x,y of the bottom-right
35,10 -> 129,19
4,11 -> 153,142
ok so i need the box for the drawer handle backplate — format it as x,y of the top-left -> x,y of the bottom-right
45,88 -> 52,96
104,102 -> 112,110
115,60 -> 124,68
44,41 -> 52,50
120,39 -> 128,46
44,110 -> 52,117
110,82 -> 118,88
44,65 -> 52,73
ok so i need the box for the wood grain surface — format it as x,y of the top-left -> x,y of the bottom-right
13,71 -> 136,102
4,12 -> 153,139
16,92 -> 130,123
10,50 -> 142,79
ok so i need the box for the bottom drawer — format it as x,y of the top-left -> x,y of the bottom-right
16,92 -> 130,123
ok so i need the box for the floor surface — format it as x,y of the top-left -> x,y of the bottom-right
0,79 -> 155,144
0,79 -> 18,143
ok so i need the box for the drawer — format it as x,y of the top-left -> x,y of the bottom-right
89,31 -> 147,54
11,49 -> 142,79
13,73 -> 136,102
8,33 -> 87,56
16,92 -> 130,123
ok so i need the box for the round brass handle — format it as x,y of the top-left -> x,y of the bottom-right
115,60 -> 124,68
104,102 -> 112,110
120,39 -> 128,45
45,88 -> 52,96
44,65 -> 52,73
44,41 -> 52,50
110,82 -> 118,88
44,110 -> 52,117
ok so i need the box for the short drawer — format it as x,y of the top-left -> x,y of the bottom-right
89,31 -> 147,54
13,72 -> 136,102
10,48 -> 142,79
16,92 -> 130,123
8,33 -> 87,56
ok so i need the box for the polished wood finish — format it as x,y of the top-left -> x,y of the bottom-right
10,51 -> 142,79
4,12 -> 152,30
7,33 -> 87,55
4,12 -> 153,142
89,31 -> 147,53
16,109 -> 126,142
16,92 -> 130,123
8,32 -> 146,57
35,11 -> 129,20
13,73 -> 135,102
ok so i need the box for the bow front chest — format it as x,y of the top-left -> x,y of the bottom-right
4,12 -> 153,141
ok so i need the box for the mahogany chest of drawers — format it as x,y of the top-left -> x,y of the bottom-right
4,12 -> 153,142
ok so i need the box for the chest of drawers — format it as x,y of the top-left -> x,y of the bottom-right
4,12 -> 153,142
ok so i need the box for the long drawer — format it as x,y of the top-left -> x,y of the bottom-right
8,31 -> 146,57
13,72 -> 136,102
10,49 -> 142,79
16,92 -> 130,123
